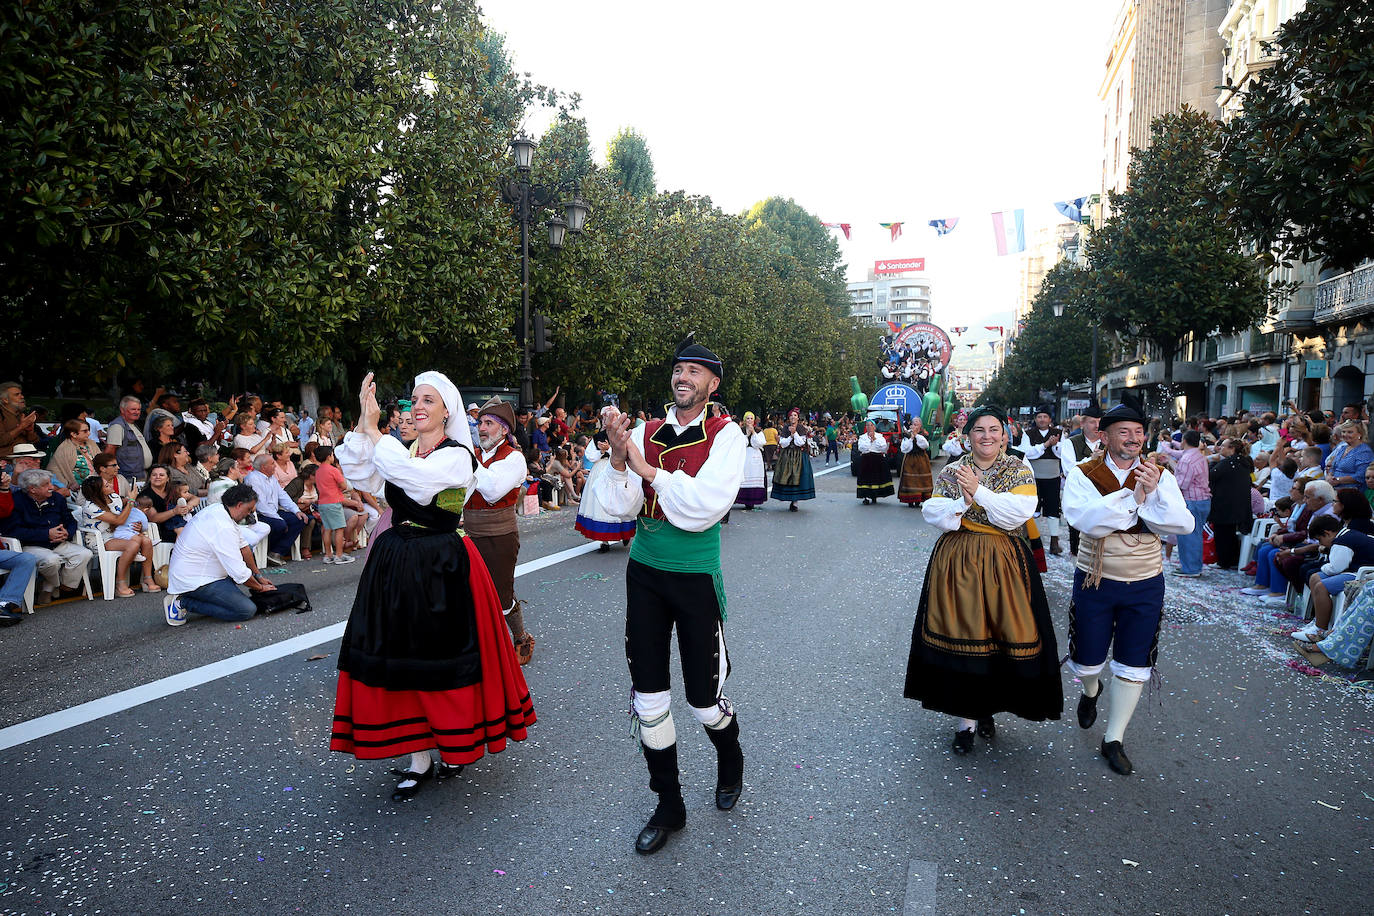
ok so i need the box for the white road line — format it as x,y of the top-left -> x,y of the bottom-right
903,859 -> 938,914
0,541 -> 603,753
813,460 -> 852,478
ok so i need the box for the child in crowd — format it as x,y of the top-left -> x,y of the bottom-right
313,446 -> 354,565
1268,457 -> 1298,500
1296,446 -> 1325,481
110,494 -> 155,543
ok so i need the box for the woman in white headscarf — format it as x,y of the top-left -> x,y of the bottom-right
330,371 -> 536,801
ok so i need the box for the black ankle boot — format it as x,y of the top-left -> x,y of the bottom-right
705,716 -> 744,811
636,744 -> 686,855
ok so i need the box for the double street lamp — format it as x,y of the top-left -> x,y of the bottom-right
501,135 -> 590,409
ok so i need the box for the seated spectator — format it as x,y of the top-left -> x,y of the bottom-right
79,476 -> 157,597
233,411 -> 270,455
49,419 -> 98,493
1324,421 -> 1374,490
189,443 -> 218,497
159,441 -> 197,493
108,395 -> 156,484
1245,479 -> 1338,603
182,396 -> 235,453
270,442 -> 298,488
1298,575 -> 1374,668
164,483 -> 277,626
0,381 -> 39,460
532,416 -> 551,463
0,476 -> 39,624
10,442 -> 71,499
4,468 -> 92,606
307,416 -> 338,449
139,465 -> 192,542
300,441 -> 320,471
1293,498 -> 1374,643
143,392 -> 184,441
260,407 -> 300,459
546,446 -> 579,504
91,452 -> 131,500
246,453 -> 306,564
1268,456 -> 1297,500
1296,446 -> 1324,481
285,464 -> 320,560
207,448 -> 253,504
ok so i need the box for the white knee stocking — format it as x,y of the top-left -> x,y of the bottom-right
1103,677 -> 1144,745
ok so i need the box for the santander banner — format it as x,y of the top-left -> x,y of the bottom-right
873,257 -> 925,275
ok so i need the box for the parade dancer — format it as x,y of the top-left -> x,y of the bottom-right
1061,403 -> 1104,555
331,372 -> 535,801
1062,401 -> 1193,776
1020,407 -> 1065,554
904,406 -> 1062,754
855,420 -> 894,504
465,398 -> 535,665
897,417 -> 933,507
591,337 -> 746,855
770,408 -> 815,511
574,430 -> 636,551
734,412 -> 768,509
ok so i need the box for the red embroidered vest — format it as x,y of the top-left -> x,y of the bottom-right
639,415 -> 732,521
467,442 -> 521,511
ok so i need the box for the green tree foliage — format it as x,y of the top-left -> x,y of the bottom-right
605,127 -> 656,198
534,114 -> 594,190
1218,0 -> 1374,271
1082,108 -> 1270,388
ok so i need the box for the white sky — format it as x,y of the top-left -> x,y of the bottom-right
480,0 -> 1117,350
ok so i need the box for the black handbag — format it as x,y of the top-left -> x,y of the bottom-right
251,582 -> 312,615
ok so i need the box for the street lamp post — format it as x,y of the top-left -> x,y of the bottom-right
501,135 -> 591,409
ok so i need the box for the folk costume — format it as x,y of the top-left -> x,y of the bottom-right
897,427 -> 934,507
1062,402 -> 1193,776
1019,408 -> 1065,554
734,413 -> 768,509
856,430 -> 894,504
903,406 -> 1063,755
591,339 -> 747,856
1061,403 -> 1104,555
771,413 -> 815,509
574,433 -> 637,549
465,398 -> 535,664
331,372 -> 535,799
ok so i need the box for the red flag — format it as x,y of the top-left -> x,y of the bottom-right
822,222 -> 852,240
880,222 -> 903,242
985,325 -> 1004,335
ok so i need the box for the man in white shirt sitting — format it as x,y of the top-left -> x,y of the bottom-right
164,484 -> 276,625
246,454 -> 307,564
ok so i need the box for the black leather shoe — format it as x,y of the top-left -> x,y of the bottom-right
1077,687 -> 1101,729
1101,740 -> 1133,775
0,606 -> 22,627
976,716 -> 995,739
635,798 -> 685,855
635,823 -> 678,855
716,780 -> 742,811
435,760 -> 465,780
951,728 -> 975,755
389,765 -> 435,800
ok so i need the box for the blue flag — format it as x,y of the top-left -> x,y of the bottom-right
1055,197 -> 1090,223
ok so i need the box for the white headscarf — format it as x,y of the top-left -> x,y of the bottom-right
412,371 -> 472,451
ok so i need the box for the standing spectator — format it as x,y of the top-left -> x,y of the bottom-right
246,453 -> 306,564
105,396 -> 153,482
48,419 -> 97,492
296,408 -> 315,447
0,381 -> 39,459
824,419 -> 840,464
512,406 -> 532,452
4,469 -> 92,606
466,402 -> 481,444
550,406 -> 573,445
164,484 -> 277,626
313,446 -> 354,565
532,416 -> 551,463
1172,430 -> 1211,577
1208,438 -> 1254,571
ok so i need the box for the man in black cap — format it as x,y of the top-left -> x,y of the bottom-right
1018,406 -> 1065,554
1061,403 -> 1104,555
592,336 -> 747,855
1062,401 -> 1193,776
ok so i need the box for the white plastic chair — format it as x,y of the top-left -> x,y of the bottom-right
1329,566 -> 1374,633
1239,518 -> 1279,569
82,526 -> 165,600
0,536 -> 36,613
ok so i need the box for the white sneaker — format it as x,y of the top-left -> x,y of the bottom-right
163,594 -> 187,627
1260,594 -> 1290,607
1291,622 -> 1323,642
333,554 -> 357,565
1240,586 -> 1269,596
322,556 -> 335,564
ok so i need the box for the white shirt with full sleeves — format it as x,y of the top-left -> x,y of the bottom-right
749,431 -> 767,449
1019,433 -> 1061,461
858,433 -> 888,454
593,408 -> 746,533
921,458 -> 1039,533
1062,455 -> 1194,538
900,434 -> 929,453
337,432 -> 475,506
465,443 -> 528,506
168,503 -> 254,593
1060,434 -> 1102,479
942,436 -> 967,459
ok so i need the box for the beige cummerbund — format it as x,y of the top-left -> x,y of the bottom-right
462,505 -> 518,537
1075,531 -> 1162,583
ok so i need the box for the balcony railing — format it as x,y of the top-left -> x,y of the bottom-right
1315,262 -> 1374,325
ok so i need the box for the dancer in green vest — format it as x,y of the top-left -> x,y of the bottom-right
595,336 -> 747,855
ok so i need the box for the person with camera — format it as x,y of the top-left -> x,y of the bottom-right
591,337 -> 746,856
163,484 -> 277,626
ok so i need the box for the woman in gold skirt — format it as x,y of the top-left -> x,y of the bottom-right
903,406 -> 1062,755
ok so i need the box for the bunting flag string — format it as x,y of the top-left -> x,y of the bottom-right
984,325 -> 1005,335
965,343 -> 977,349
879,222 -> 903,242
822,222 -> 851,240
950,326 -> 968,335
928,218 -> 959,236
987,341 -> 998,351
819,195 -> 1086,253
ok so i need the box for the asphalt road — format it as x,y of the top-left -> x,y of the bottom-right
1,456 -> 1371,915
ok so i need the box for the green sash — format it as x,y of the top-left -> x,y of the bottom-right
629,517 -> 728,620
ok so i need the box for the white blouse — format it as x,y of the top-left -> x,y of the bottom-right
337,432 -> 475,506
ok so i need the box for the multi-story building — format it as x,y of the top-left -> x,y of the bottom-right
1095,0 -> 1228,414
847,273 -> 932,327
1016,222 -> 1082,326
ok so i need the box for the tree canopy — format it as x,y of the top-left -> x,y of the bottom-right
605,127 -> 656,199
1219,0 -> 1374,271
